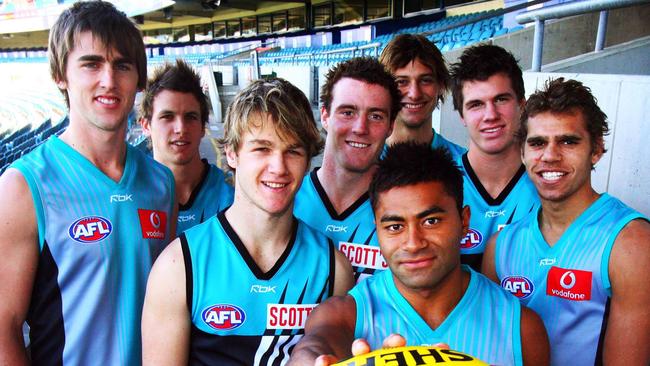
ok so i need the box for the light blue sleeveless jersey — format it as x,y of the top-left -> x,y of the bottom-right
458,153 -> 539,270
495,194 -> 646,366
350,266 -> 523,365
294,169 -> 386,283
183,212 -> 335,365
11,136 -> 175,366
177,160 -> 233,233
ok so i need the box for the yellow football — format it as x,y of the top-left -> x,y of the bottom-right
332,346 -> 489,366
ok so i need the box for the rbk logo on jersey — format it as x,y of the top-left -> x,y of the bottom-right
202,304 -> 245,330
326,224 -> 347,233
267,304 -> 316,329
68,216 -> 112,243
501,276 -> 534,299
138,209 -> 167,239
459,229 -> 482,249
338,242 -> 388,270
546,266 -> 592,301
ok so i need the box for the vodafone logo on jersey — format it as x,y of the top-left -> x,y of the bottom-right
546,266 -> 592,301
202,304 -> 246,330
267,304 -> 316,330
459,229 -> 482,249
137,209 -> 167,240
68,216 -> 112,243
501,276 -> 534,299
338,242 -> 388,270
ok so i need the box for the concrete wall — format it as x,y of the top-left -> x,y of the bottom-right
439,72 -> 650,217
542,35 -> 650,75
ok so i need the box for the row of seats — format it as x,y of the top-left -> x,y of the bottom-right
0,117 -> 68,175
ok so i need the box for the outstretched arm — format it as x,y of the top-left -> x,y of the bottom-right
603,219 -> 650,365
288,295 -> 357,366
0,169 -> 39,366
142,238 -> 191,365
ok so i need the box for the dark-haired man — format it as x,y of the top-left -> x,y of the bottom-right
289,143 -> 549,366
0,1 -> 175,364
294,57 -> 400,282
449,44 -> 539,271
483,78 -> 650,365
140,59 -> 233,233
380,34 -> 465,159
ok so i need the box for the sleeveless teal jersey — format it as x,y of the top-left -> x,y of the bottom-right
495,194 -> 646,366
294,169 -> 386,283
350,266 -> 523,365
458,153 -> 539,271
177,160 -> 233,233
183,212 -> 335,365
11,136 -> 175,366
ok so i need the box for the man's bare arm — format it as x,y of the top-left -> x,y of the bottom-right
288,295 -> 357,366
481,232 -> 500,283
602,219 -> 650,365
332,250 -> 354,296
142,238 -> 191,366
0,169 -> 39,365
520,306 -> 549,365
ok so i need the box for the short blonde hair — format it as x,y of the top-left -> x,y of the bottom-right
221,78 -> 323,159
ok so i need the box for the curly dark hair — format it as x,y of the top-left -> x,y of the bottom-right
369,142 -> 463,214
521,77 -> 609,154
449,44 -> 524,116
320,57 -> 401,122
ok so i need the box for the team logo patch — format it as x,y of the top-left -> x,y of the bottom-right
202,304 -> 246,330
459,229 -> 482,250
137,209 -> 167,240
267,304 -> 316,329
546,266 -> 592,301
68,216 -> 112,243
338,242 -> 388,270
501,276 -> 534,299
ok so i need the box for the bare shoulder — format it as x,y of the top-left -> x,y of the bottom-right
610,218 -> 650,275
520,306 -> 550,365
0,167 -> 37,249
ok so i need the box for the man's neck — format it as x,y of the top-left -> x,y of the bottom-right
395,266 -> 469,330
59,121 -> 127,182
168,156 -> 206,206
225,199 -> 295,273
466,144 -> 523,199
538,186 -> 601,246
318,157 -> 375,214
386,119 -> 433,145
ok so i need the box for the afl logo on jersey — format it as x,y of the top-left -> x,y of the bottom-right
459,229 -> 482,250
68,216 -> 112,243
202,304 -> 246,331
501,276 -> 534,299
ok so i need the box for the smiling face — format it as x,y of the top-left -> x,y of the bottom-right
376,181 -> 469,292
226,112 -> 309,217
460,73 -> 524,156
321,77 -> 393,173
394,58 -> 440,129
522,110 -> 602,204
142,90 -> 204,167
58,30 -> 139,133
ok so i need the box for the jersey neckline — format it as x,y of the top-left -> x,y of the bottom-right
462,153 -> 526,206
309,168 -> 370,220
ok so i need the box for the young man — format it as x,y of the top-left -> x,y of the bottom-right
289,143 -> 549,366
379,34 -> 465,159
449,44 -> 539,271
483,78 -> 650,365
140,59 -> 233,233
0,1 -> 176,365
142,78 -> 354,366
294,57 -> 400,282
